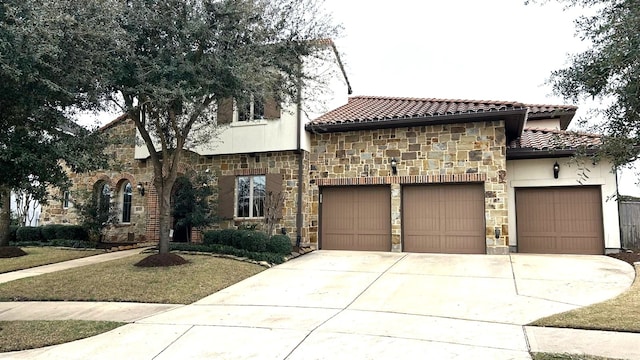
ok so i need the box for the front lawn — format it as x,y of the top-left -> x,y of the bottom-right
0,254 -> 265,304
0,247 -> 104,274
530,264 -> 640,332
0,320 -> 124,352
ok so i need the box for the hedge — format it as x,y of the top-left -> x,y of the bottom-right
16,226 -> 43,242
169,243 -> 286,264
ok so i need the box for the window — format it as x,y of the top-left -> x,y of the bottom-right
236,175 -> 265,218
121,182 -> 133,223
237,94 -> 265,121
96,182 -> 111,217
62,191 -> 70,209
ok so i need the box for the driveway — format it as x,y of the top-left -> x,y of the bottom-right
1,251 -> 634,359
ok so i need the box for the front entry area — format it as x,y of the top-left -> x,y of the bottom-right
402,184 -> 486,254
320,186 -> 391,251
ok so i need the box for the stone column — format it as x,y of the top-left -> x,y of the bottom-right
391,183 -> 402,252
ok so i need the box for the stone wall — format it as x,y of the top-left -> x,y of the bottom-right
40,119 -> 150,242
41,117 -> 307,245
308,121 -> 509,254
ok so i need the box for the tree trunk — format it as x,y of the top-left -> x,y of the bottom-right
0,187 -> 12,247
156,180 -> 173,254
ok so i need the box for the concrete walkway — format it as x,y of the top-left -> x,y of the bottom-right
0,248 -> 146,284
0,250 -> 637,359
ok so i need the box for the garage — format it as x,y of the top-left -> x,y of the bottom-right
320,186 -> 391,251
515,187 -> 604,254
402,184 -> 486,254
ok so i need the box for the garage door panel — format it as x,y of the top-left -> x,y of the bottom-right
403,184 -> 485,254
321,186 -> 391,251
516,187 -> 603,255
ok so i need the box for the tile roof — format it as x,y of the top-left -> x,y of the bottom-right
309,96 -> 526,125
509,128 -> 601,150
309,96 -> 576,126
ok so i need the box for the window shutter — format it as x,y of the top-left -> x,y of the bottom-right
218,175 -> 235,219
266,173 -> 284,219
263,96 -> 281,119
217,98 -> 233,124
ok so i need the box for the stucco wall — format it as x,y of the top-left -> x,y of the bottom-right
506,157 -> 620,251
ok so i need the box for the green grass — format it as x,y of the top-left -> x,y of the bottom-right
531,353 -> 623,360
0,247 -> 104,274
0,320 -> 124,352
530,265 -> 640,333
0,254 -> 265,304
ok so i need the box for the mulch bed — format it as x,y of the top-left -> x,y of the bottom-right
134,253 -> 189,267
0,246 -> 28,258
608,250 -> 640,266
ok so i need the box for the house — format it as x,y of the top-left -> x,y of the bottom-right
39,46 -> 620,254
40,39 -> 352,245
305,96 -> 619,255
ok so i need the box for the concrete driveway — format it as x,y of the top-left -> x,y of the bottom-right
1,251 -> 634,359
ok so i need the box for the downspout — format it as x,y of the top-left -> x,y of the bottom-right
295,62 -> 303,248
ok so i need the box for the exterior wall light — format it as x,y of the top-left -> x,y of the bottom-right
137,182 -> 145,196
390,157 -> 398,175
553,161 -> 560,179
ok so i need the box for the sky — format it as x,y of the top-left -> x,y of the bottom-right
321,0 -> 639,196
83,0 -> 639,196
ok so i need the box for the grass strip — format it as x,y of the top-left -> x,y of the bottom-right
530,265 -> 640,332
0,254 -> 265,304
0,248 -> 104,274
0,320 -> 124,352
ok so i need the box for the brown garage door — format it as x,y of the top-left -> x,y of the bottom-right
320,186 -> 391,251
516,187 -> 604,254
403,184 -> 485,254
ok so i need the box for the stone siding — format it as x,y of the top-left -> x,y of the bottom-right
41,117 -> 306,245
308,121 -> 509,253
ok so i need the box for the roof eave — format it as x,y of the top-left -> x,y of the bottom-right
506,147 -> 598,160
307,109 -> 528,139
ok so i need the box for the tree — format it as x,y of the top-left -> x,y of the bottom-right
0,0 -> 117,247
171,171 -> 216,243
74,188 -> 119,242
528,0 -> 640,168
105,0 -> 340,255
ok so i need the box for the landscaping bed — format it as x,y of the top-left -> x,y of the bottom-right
608,249 -> 640,266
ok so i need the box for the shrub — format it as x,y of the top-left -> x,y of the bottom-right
218,229 -> 235,246
231,229 -> 248,249
40,225 -> 88,241
202,230 -> 221,245
56,225 -> 88,240
40,225 -> 61,240
169,243 -> 286,264
267,235 -> 292,255
16,226 -> 43,242
9,225 -> 18,242
239,231 -> 267,253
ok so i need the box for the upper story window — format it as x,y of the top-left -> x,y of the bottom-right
238,94 -> 265,121
236,175 -> 266,218
216,94 -> 281,124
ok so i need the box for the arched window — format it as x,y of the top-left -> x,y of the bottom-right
98,182 -> 111,215
121,182 -> 133,223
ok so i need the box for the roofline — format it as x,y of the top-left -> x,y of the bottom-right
306,108 -> 528,136
322,40 -> 352,95
506,147 -> 598,160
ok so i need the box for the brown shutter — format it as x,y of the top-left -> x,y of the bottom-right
266,173 -> 283,219
217,98 -> 233,124
218,175 -> 235,219
263,96 -> 281,119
